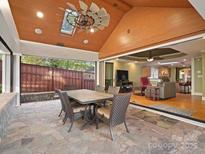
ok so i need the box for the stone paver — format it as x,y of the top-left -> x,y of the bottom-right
0,100 -> 205,154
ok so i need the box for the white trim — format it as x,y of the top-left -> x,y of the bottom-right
130,104 -> 205,128
20,40 -> 99,62
202,97 -> 205,101
188,0 -> 205,20
192,92 -> 202,96
0,0 -> 20,52
12,52 -> 22,56
100,33 -> 205,61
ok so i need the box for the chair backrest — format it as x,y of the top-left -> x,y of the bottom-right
140,77 -> 150,87
95,85 -> 105,92
110,93 -> 131,127
108,86 -> 120,95
59,91 -> 74,119
55,89 -> 65,111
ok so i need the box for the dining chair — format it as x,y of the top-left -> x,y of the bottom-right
97,93 -> 131,140
107,86 -> 120,95
55,89 -> 65,117
58,91 -> 86,132
95,85 -> 105,92
104,86 -> 120,106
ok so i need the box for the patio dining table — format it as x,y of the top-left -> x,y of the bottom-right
66,89 -> 113,129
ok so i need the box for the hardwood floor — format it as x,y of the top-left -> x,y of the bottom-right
131,93 -> 205,121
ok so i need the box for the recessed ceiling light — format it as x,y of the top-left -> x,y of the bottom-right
83,39 -> 89,44
36,11 -> 44,18
34,28 -> 43,34
183,59 -> 186,62
90,28 -> 94,33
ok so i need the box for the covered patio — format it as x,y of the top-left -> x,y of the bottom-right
1,100 -> 205,154
1,0 -> 205,153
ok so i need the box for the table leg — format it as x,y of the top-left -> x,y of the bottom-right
81,104 -> 98,130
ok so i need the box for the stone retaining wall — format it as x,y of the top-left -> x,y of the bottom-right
21,92 -> 58,103
0,93 -> 16,142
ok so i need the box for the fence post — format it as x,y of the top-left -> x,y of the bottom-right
52,67 -> 54,91
81,72 -> 84,89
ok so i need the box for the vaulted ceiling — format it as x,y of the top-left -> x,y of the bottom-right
9,0 -> 130,52
9,0 -> 204,56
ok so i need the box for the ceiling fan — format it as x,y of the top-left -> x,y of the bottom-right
146,51 -> 163,62
65,0 -> 110,33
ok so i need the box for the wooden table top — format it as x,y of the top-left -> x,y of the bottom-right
67,89 -> 113,104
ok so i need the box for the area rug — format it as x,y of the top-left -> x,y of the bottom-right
129,108 -> 179,129
149,104 -> 192,117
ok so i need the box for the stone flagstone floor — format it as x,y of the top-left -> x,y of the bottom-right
0,100 -> 205,154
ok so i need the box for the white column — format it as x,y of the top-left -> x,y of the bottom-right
191,58 -> 195,95
99,61 -> 105,87
13,54 -> 20,106
96,61 -> 100,85
2,54 -> 11,93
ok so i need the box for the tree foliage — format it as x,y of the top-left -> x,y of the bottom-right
21,55 -> 95,72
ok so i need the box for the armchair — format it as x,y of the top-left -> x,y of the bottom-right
140,77 -> 150,95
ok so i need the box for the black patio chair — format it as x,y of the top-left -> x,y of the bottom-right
104,86 -> 120,106
107,86 -> 120,95
97,93 -> 131,140
55,89 -> 65,117
58,91 -> 86,132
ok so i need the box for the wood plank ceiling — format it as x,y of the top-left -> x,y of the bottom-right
9,0 -> 192,52
120,0 -> 192,8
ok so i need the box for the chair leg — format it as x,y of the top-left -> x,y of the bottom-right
63,113 -> 67,125
68,119 -> 73,133
109,126 -> 114,141
124,121 -> 129,133
95,109 -> 99,129
58,109 -> 63,117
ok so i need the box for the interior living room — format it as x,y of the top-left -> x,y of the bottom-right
1,0 -> 205,153
103,38 -> 205,121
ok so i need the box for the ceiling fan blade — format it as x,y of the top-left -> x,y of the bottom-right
79,0 -> 88,11
81,10 -> 87,15
94,18 -> 101,25
92,14 -> 98,19
101,15 -> 109,21
98,25 -> 105,30
100,19 -> 109,27
97,8 -> 107,17
90,2 -> 100,13
87,11 -> 93,17
66,2 -> 77,11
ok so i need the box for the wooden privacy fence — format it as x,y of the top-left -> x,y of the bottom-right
21,63 -> 95,93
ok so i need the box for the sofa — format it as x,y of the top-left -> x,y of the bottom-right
158,82 -> 176,99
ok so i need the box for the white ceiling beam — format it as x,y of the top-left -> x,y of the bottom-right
20,40 -> 99,62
